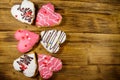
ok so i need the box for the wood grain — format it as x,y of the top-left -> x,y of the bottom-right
0,0 -> 120,80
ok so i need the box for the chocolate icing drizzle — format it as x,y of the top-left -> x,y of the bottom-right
17,6 -> 33,22
41,30 -> 66,53
17,54 -> 33,71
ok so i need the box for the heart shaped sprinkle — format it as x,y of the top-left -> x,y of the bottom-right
40,30 -> 66,53
11,0 -> 35,24
14,29 -> 39,53
38,54 -> 62,79
36,3 -> 62,27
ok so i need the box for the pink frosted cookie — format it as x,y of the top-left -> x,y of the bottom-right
11,0 -> 35,24
38,54 -> 62,79
13,52 -> 38,77
36,3 -> 62,27
14,29 -> 39,53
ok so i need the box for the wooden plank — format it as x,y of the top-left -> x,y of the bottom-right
99,65 -> 120,80
88,33 -> 120,64
89,42 -> 120,64
1,31 -> 120,65
0,0 -> 10,4
0,4 -> 11,9
99,65 -> 120,75
0,64 -> 38,80
0,64 -> 99,75
1,1 -> 120,13
10,0 -> 120,4
0,64 -> 101,80
48,74 -> 103,80
0,10 -> 119,33
0,43 -> 88,66
1,64 -> 120,80
1,31 -> 120,44
1,0 -> 120,5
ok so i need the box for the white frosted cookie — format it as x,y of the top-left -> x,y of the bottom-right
41,30 -> 66,53
11,0 -> 35,24
13,52 -> 38,77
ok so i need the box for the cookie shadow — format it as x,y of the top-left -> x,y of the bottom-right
32,4 -> 40,25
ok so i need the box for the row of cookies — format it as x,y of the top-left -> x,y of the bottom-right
13,52 -> 62,79
14,29 -> 66,53
11,0 -> 62,27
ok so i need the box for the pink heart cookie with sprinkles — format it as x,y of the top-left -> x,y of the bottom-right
11,0 -> 35,24
38,54 -> 62,79
13,52 -> 38,77
36,3 -> 62,27
14,30 -> 39,53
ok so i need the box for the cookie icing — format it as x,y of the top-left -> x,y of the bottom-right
36,3 -> 62,27
14,30 -> 40,53
41,30 -> 66,53
13,53 -> 37,77
11,0 -> 35,24
38,54 -> 62,79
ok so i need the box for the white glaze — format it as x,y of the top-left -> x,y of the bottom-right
13,53 -> 37,77
11,0 -> 35,24
41,30 -> 66,53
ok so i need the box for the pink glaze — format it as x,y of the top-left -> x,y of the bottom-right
38,54 -> 62,79
14,30 -> 39,53
36,3 -> 62,27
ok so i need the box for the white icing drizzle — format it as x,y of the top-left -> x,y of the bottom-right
43,5 -> 59,19
38,54 -> 62,71
36,3 -> 62,27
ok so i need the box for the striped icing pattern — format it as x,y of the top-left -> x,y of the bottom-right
36,3 -> 62,27
41,30 -> 66,53
38,54 -> 62,79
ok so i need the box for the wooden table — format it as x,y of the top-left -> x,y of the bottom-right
0,0 -> 120,80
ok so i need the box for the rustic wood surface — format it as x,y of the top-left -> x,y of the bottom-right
0,0 -> 120,80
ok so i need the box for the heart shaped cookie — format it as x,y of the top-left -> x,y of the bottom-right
13,52 -> 38,77
11,0 -> 35,24
38,54 -> 62,79
36,3 -> 62,27
40,30 -> 66,53
14,30 -> 39,53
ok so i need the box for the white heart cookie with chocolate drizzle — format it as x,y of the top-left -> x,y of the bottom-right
41,30 -> 66,53
11,0 -> 35,24
13,52 -> 38,77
